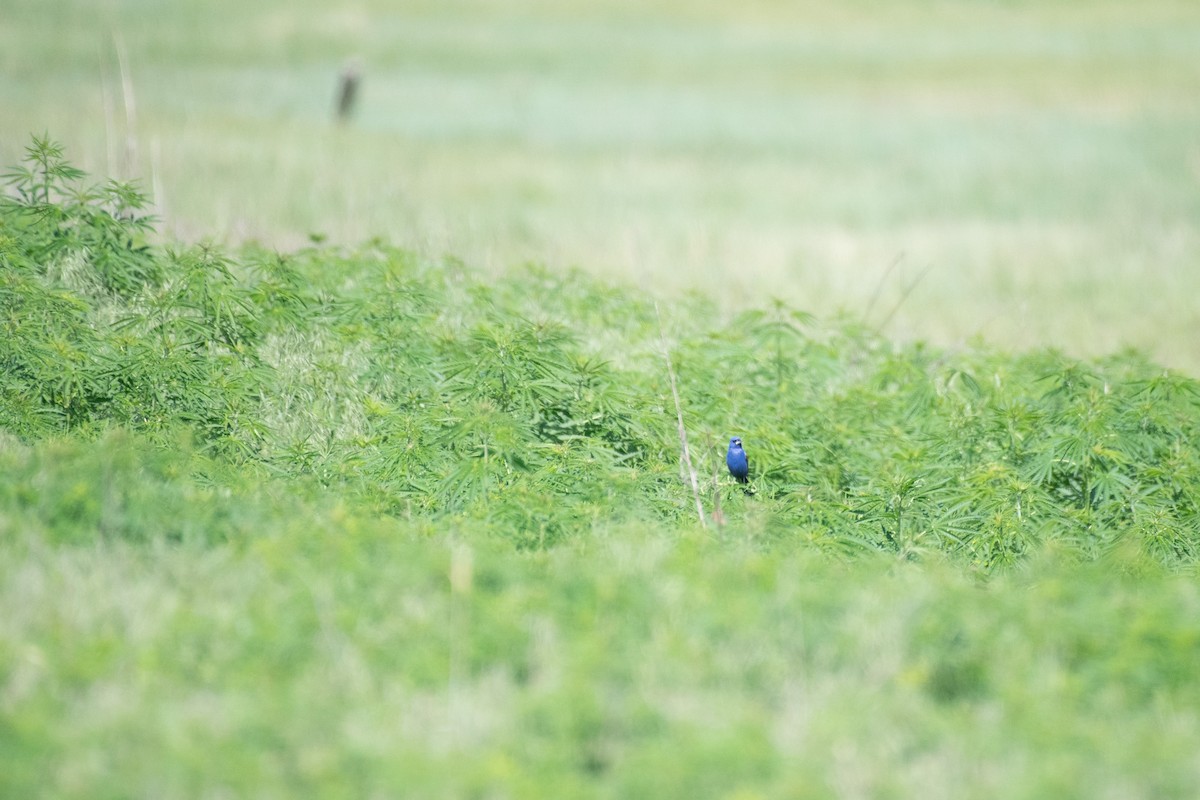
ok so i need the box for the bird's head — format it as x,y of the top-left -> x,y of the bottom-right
729,437 -> 742,448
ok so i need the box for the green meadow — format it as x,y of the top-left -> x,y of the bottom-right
5,0 -> 1200,367
4,1 -> 1200,797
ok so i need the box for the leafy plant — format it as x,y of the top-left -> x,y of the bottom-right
3,137 -> 1200,570
1,134 -> 158,298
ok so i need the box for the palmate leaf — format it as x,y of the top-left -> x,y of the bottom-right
1037,359 -> 1102,400
1129,372 -> 1200,404
1091,467 -> 1133,508
947,368 -> 983,397
1050,432 -> 1090,469
432,453 -> 514,511
0,164 -> 38,201
0,386 -> 64,436
1019,445 -> 1057,487
3,135 -> 82,203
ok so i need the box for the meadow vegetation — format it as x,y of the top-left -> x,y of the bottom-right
3,139 -> 1200,797
4,0 -> 1200,794
4,0 -> 1200,368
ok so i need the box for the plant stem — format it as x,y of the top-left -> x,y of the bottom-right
656,302 -> 706,529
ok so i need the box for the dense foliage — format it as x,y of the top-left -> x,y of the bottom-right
4,138 -> 1199,570
6,138 -> 1200,799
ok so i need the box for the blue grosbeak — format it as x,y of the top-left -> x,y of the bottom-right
726,436 -> 749,483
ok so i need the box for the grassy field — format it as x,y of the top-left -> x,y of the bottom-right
4,0 -> 1200,368
4,1 -> 1200,796
3,140 -> 1200,795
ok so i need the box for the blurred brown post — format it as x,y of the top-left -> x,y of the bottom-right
335,59 -> 361,122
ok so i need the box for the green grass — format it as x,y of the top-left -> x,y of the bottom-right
5,464 -> 1200,798
6,0 -> 1200,790
4,141 -> 1200,796
4,0 -> 1200,368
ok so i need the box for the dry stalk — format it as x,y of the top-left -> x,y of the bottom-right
113,32 -> 139,177
655,302 -> 706,529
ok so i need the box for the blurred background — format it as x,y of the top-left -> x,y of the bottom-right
4,0 -> 1199,368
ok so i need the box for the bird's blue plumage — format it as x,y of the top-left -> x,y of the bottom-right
726,436 -> 749,483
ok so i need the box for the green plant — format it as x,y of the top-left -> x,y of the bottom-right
1,134 -> 158,298
5,137 -> 1200,569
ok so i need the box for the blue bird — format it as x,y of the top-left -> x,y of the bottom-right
726,436 -> 749,484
